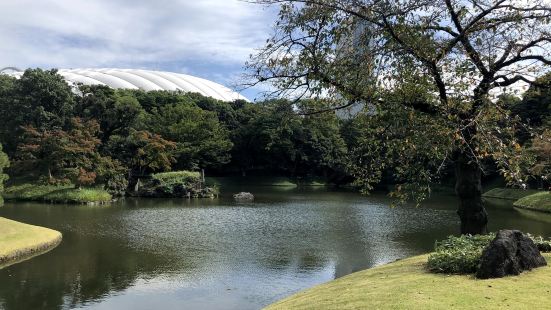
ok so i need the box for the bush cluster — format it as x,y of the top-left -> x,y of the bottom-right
427,233 -> 551,274
427,234 -> 494,274
151,171 -> 201,187
137,170 -> 216,198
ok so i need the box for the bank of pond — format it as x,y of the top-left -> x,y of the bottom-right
0,217 -> 61,269
1,184 -> 551,309
267,253 -> 551,310
483,187 -> 551,213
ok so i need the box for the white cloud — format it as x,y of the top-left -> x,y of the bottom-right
0,0 -> 276,82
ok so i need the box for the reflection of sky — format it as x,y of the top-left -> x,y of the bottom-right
2,190 -> 551,310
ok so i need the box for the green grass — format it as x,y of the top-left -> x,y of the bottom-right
266,253 -> 551,310
514,191 -> 551,213
482,188 -> 541,201
151,171 -> 201,186
0,217 -> 62,268
3,184 -> 112,204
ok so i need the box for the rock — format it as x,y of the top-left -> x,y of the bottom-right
476,230 -> 547,279
233,192 -> 254,202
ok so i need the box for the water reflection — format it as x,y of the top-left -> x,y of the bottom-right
0,189 -> 550,310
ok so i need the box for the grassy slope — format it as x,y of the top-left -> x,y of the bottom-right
0,217 -> 62,268
482,188 -> 541,201
266,254 -> 551,310
3,184 -> 112,203
514,192 -> 551,213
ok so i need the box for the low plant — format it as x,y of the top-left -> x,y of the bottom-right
3,183 -> 111,203
427,233 -> 551,274
526,233 -> 551,252
151,171 -> 201,187
427,234 -> 494,274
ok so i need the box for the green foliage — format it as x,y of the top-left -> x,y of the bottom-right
528,129 -> 551,188
427,234 -> 494,274
514,192 -> 551,212
0,144 -> 10,192
107,129 -> 177,175
526,233 -> 551,252
228,100 -> 348,178
151,171 -> 201,187
246,0 -> 551,231
139,170 -> 215,198
428,233 -> 551,274
0,69 -> 356,195
510,73 -> 551,143
76,85 -> 144,141
138,103 -> 232,169
94,156 -> 128,196
482,188 -> 541,201
3,183 -> 112,203
0,69 -> 75,154
16,118 -> 104,186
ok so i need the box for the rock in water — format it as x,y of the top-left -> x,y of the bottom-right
476,230 -> 547,279
233,192 -> 254,202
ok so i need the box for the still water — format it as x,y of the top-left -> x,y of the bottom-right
0,186 -> 550,310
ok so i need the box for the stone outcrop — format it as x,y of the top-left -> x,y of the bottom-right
233,192 -> 254,202
476,230 -> 547,279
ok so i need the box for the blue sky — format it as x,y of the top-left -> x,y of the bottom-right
0,0 -> 278,100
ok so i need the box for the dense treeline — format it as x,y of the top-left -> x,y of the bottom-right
0,68 -> 548,198
0,69 -> 350,195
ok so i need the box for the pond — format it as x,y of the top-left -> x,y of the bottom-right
0,186 -> 550,310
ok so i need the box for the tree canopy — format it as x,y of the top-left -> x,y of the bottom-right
247,0 -> 551,234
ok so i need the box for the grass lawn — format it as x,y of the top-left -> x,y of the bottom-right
482,188 -> 541,201
514,192 -> 551,213
3,184 -> 112,204
266,254 -> 551,310
0,217 -> 62,268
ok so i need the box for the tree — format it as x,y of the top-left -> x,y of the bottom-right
75,85 -> 144,142
138,103 -> 232,170
17,118 -> 102,186
227,99 -> 348,177
247,0 -> 551,234
529,130 -> 551,190
107,129 -> 177,177
0,69 -> 75,155
0,144 -> 9,192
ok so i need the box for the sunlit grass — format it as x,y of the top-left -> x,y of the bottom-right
482,188 -> 541,201
266,254 -> 551,310
3,184 -> 112,203
514,192 -> 551,213
0,217 -> 61,268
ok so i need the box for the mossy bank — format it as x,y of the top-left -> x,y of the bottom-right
266,253 -> 551,310
482,188 -> 541,201
0,217 -> 62,268
3,184 -> 112,204
514,192 -> 551,213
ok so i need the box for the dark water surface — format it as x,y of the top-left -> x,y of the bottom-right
0,187 -> 550,310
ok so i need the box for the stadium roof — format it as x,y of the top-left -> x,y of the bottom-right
1,68 -> 248,102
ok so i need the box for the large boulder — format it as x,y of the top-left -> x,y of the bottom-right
476,230 -> 547,279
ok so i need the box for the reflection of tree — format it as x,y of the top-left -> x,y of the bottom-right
0,232 -> 175,310
0,205 -> 184,310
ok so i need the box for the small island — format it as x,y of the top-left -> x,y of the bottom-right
0,217 -> 62,269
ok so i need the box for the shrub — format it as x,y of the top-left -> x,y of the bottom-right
526,233 -> 551,252
151,171 -> 201,187
427,234 -> 494,274
428,233 -> 551,274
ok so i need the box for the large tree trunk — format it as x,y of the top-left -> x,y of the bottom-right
455,153 -> 488,235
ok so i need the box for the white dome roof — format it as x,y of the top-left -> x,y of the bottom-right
3,68 -> 248,102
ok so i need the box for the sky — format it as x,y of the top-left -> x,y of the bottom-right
0,0 -> 278,100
